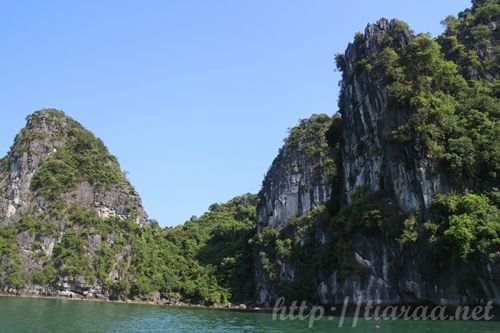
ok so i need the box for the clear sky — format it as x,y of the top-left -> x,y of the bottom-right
0,0 -> 471,226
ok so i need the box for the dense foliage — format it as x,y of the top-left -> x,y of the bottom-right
379,32 -> 499,189
439,0 -> 499,80
0,195 -> 257,305
166,195 -> 258,303
0,227 -> 27,288
425,193 -> 500,263
285,114 -> 337,176
252,206 -> 330,301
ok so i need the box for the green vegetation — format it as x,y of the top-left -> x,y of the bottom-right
398,214 -> 418,246
0,107 -> 259,304
379,33 -> 499,189
371,1 -> 499,190
53,229 -> 95,283
425,193 -> 500,263
33,262 -> 58,284
0,195 -> 258,305
330,188 -> 401,236
251,187 -> 405,303
334,1 -> 499,190
8,109 -> 68,158
27,109 -> 126,217
257,28 -> 499,295
0,156 -> 8,174
17,216 -> 57,236
347,0 -> 500,267
110,195 -> 259,304
252,206 -> 328,301
0,227 -> 27,288
281,114 -> 337,178
439,0 -> 499,79
166,195 -> 258,303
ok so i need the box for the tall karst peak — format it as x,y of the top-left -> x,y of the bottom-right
0,108 -> 147,225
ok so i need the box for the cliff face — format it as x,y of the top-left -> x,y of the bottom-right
256,114 -> 335,231
255,4 -> 500,307
314,234 -> 500,306
0,109 -> 147,298
339,19 -> 450,211
255,114 -> 337,305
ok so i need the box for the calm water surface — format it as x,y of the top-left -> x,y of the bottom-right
0,296 -> 498,333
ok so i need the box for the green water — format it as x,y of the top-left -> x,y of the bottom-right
0,296 -> 498,333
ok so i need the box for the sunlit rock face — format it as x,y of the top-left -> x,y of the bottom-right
256,114 -> 337,233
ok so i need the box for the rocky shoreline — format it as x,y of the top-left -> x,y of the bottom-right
0,288 -> 257,311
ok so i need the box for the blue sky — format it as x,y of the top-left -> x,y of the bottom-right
0,0 -> 471,226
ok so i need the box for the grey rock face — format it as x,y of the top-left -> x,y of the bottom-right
256,114 -> 336,231
255,114 -> 336,306
0,123 -> 64,223
317,233 -> 500,306
65,182 -> 146,223
339,18 -> 449,211
256,149 -> 331,231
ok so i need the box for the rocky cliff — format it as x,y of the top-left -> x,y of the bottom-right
0,109 -> 147,299
338,18 -> 449,211
255,114 -> 338,305
255,0 -> 499,308
257,114 -> 336,231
